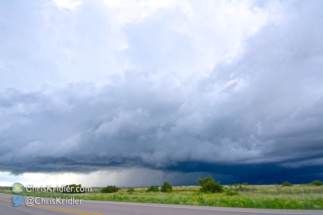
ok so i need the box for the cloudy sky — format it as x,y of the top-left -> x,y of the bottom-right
0,0 -> 322,187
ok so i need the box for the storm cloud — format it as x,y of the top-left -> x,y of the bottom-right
0,0 -> 322,185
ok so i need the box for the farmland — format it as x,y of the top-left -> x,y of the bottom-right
1,184 -> 323,209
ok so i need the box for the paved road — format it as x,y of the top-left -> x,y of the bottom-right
0,193 -> 322,215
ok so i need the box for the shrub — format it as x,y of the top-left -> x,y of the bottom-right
146,185 -> 159,192
225,189 -> 239,196
161,181 -> 172,192
282,181 -> 292,186
127,188 -> 135,193
312,180 -> 323,186
198,175 -> 223,193
101,185 -> 119,193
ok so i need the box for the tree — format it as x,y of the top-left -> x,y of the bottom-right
146,185 -> 159,192
312,180 -> 323,186
282,181 -> 292,186
127,188 -> 135,193
101,185 -> 119,193
198,175 -> 223,193
161,181 -> 172,192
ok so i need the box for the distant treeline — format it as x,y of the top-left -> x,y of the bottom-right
100,177 -> 323,194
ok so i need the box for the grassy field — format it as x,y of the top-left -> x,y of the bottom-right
1,184 -> 323,209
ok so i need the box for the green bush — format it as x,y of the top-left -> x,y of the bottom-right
225,189 -> 239,196
146,185 -> 159,192
127,188 -> 135,193
101,185 -> 119,193
198,175 -> 223,193
312,180 -> 323,186
161,181 -> 172,192
282,181 -> 292,186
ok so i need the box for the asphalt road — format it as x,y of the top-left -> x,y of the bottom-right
0,193 -> 322,215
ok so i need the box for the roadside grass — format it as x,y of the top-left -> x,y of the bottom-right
1,185 -> 322,209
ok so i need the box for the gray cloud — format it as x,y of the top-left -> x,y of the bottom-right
0,0 -> 322,184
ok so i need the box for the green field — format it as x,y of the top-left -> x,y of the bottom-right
1,184 -> 323,209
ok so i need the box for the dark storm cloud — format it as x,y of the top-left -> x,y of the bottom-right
0,0 -> 322,184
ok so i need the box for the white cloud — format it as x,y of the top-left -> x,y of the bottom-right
103,0 -> 176,25
53,0 -> 83,10
0,0 -> 282,92
121,0 -> 282,77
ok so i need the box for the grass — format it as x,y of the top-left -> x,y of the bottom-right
1,184 -> 322,209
